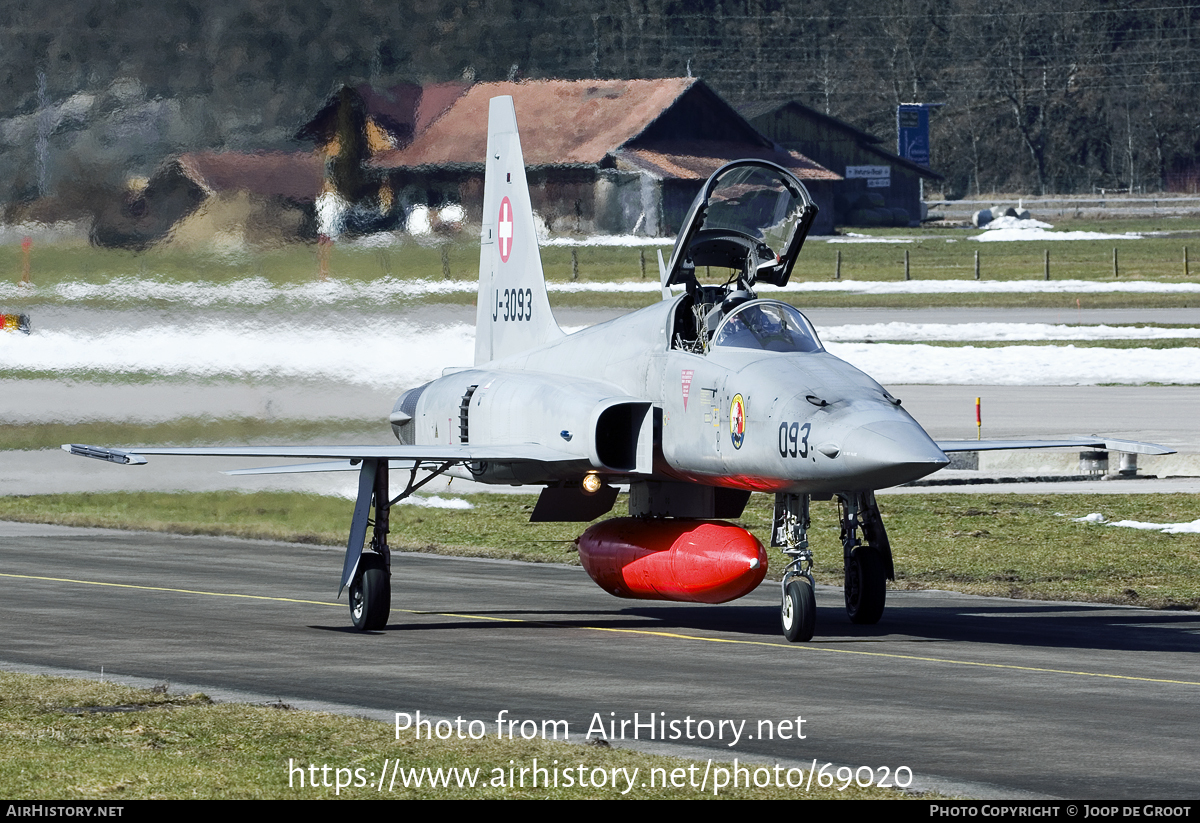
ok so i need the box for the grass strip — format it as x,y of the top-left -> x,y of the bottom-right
0,417 -> 388,451
3,226 -> 1200,299
1,491 -> 1196,610
0,671 -> 915,799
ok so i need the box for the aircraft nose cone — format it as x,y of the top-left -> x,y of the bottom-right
839,418 -> 949,489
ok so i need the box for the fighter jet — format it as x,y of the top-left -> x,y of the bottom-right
66,96 -> 1173,642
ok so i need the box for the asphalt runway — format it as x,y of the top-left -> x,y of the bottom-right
2,521 -> 1197,799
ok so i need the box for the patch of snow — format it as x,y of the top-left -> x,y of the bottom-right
402,495 -> 474,509
983,215 -> 1055,231
1075,513 -> 1200,533
763,279 -> 1200,295
541,235 -> 673,247
0,321 -> 476,389
547,280 -> 662,293
826,341 -> 1200,385
824,234 -> 914,244
439,204 -> 465,225
974,227 -> 1142,242
821,322 -> 1200,342
5,321 -> 1197,387
316,192 -> 349,238
1108,518 -> 1200,534
8,276 -> 1200,306
406,205 -> 432,236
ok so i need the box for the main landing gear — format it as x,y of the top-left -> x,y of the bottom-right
772,491 -> 894,641
344,458 -> 454,631
839,491 -> 891,625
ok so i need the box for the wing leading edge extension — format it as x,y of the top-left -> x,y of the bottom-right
64,441 -> 588,598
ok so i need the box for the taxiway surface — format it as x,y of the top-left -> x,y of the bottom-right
2,521 -> 1197,799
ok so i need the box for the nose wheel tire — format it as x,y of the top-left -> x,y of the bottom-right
350,553 -> 391,630
781,577 -> 816,642
845,546 -> 885,625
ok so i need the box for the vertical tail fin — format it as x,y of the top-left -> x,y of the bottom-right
475,96 -> 563,365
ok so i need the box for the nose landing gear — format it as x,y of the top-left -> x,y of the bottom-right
774,492 -> 816,642
773,490 -> 894,641
781,576 -> 816,642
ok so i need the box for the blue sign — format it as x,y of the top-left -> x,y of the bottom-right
897,104 -> 930,167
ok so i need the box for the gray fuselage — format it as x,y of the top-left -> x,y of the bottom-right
398,294 -> 949,495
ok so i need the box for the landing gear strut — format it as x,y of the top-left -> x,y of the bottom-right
772,491 -> 896,640
348,459 -> 392,630
343,458 -> 454,631
837,491 -> 893,625
773,492 -> 815,642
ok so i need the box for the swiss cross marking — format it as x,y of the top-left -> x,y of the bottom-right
498,196 -> 514,262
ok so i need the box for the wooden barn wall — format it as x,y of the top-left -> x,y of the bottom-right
387,167 -> 605,234
750,107 -> 929,226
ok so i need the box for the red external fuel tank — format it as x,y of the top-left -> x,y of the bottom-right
578,518 -> 768,604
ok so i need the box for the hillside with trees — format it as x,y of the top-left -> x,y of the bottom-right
1,0 -> 1197,219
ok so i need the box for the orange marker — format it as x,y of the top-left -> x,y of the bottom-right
20,236 -> 31,285
976,396 -> 982,440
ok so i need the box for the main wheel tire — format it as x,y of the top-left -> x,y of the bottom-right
781,578 -> 816,642
349,553 -> 391,630
845,546 -> 886,624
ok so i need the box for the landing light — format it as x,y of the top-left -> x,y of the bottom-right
582,472 -> 603,494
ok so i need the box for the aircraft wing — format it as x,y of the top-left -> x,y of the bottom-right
64,441 -> 593,597
61,443 -> 586,467
936,438 -> 1175,455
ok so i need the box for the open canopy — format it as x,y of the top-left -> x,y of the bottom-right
665,160 -> 818,289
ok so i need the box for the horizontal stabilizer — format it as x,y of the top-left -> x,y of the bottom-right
936,438 -> 1175,456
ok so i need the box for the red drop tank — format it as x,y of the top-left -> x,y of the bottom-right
578,518 -> 768,604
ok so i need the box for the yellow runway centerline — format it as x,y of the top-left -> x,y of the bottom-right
4,571 -> 1199,688
0,571 -> 340,607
